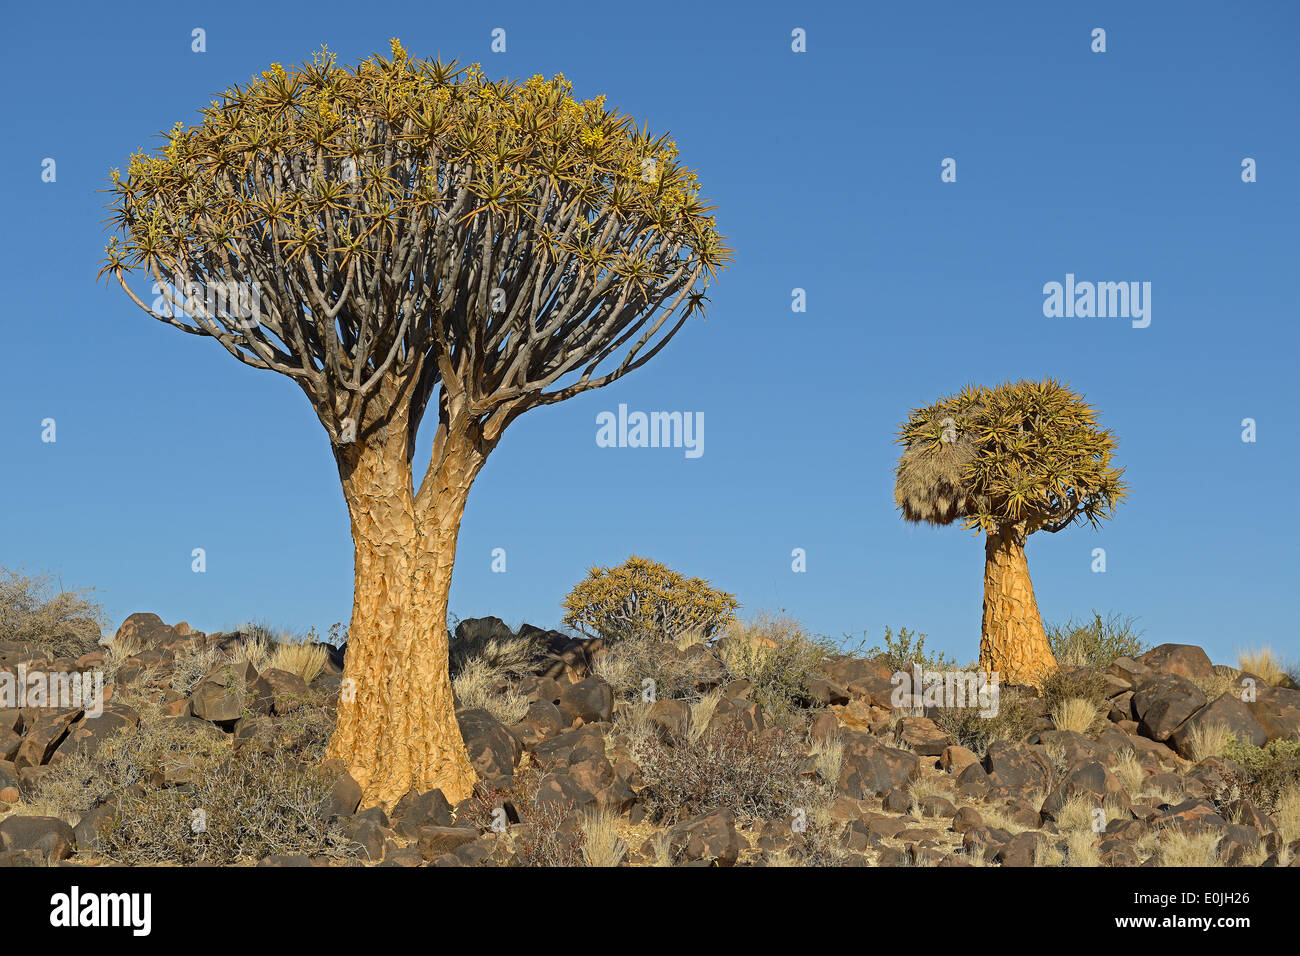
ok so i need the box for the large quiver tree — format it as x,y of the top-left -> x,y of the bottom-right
101,41 -> 729,806
894,380 -> 1127,685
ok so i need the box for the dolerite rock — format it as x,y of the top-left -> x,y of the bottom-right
417,826 -> 478,861
678,643 -> 728,691
73,803 -> 118,854
1168,693 -> 1267,758
536,749 -> 635,812
114,612 -> 182,647
55,705 -> 140,761
512,700 -> 566,750
994,830 -> 1045,867
454,616 -> 515,647
250,667 -> 309,716
391,788 -> 455,839
1245,685 -> 1300,742
1133,673 -> 1206,741
530,724 -> 607,771
705,697 -> 764,737
805,676 -> 850,706
899,716 -> 953,756
190,660 -> 258,723
917,794 -> 957,819
1138,644 -> 1216,682
837,738 -> 919,798
952,805 -> 984,833
13,709 -> 82,769
668,809 -> 743,866
1159,798 -> 1228,834
983,740 -> 1052,793
326,769 -> 364,819
0,815 -> 75,862
647,699 -> 690,738
557,676 -> 613,726
456,708 -> 521,784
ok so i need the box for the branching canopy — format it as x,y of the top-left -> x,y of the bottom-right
894,379 -> 1127,536
101,40 -> 730,451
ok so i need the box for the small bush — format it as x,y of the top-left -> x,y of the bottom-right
562,555 -> 738,643
857,625 -> 957,673
0,568 -> 105,658
1040,666 -> 1109,715
1222,738 -> 1300,809
1047,612 -> 1146,668
29,716 -> 232,819
718,614 -> 836,728
930,687 -> 1039,756
629,722 -> 805,825
97,749 -> 356,865
594,634 -> 713,704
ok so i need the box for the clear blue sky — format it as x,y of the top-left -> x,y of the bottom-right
1,1 -> 1296,666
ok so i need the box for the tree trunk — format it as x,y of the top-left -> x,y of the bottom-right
979,525 -> 1056,686
325,398 -> 482,809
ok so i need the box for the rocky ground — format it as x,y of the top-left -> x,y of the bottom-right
1,611 -> 1298,867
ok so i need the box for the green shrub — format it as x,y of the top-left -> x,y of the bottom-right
930,687 -> 1040,756
562,555 -> 738,643
718,614 -> 836,729
1047,612 -> 1146,668
1222,738 -> 1300,809
594,634 -> 714,703
856,625 -> 958,673
0,568 -> 105,658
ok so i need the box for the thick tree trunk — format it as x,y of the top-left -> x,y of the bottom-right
325,397 -> 482,809
979,526 -> 1056,686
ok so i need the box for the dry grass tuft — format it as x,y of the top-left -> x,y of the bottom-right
1185,722 -> 1235,763
1237,647 -> 1287,687
268,640 -> 328,683
1050,697 -> 1100,734
580,810 -> 627,867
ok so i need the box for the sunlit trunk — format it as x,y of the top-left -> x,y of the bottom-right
979,525 -> 1056,686
325,395 -> 480,809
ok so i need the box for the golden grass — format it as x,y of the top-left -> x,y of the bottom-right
810,734 -> 844,786
1157,829 -> 1223,866
451,659 -> 529,725
1111,751 -> 1145,793
1063,829 -> 1101,867
1275,784 -> 1300,844
1185,722 -> 1235,763
268,640 -> 328,683
581,810 -> 628,867
687,690 -> 723,745
1237,647 -> 1286,686
1049,697 -> 1099,734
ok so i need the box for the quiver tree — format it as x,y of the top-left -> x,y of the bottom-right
101,41 -> 730,807
894,380 -> 1127,685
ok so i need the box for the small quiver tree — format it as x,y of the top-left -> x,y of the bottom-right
562,555 -> 739,644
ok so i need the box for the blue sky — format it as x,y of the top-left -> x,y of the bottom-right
1,1 -> 1296,666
